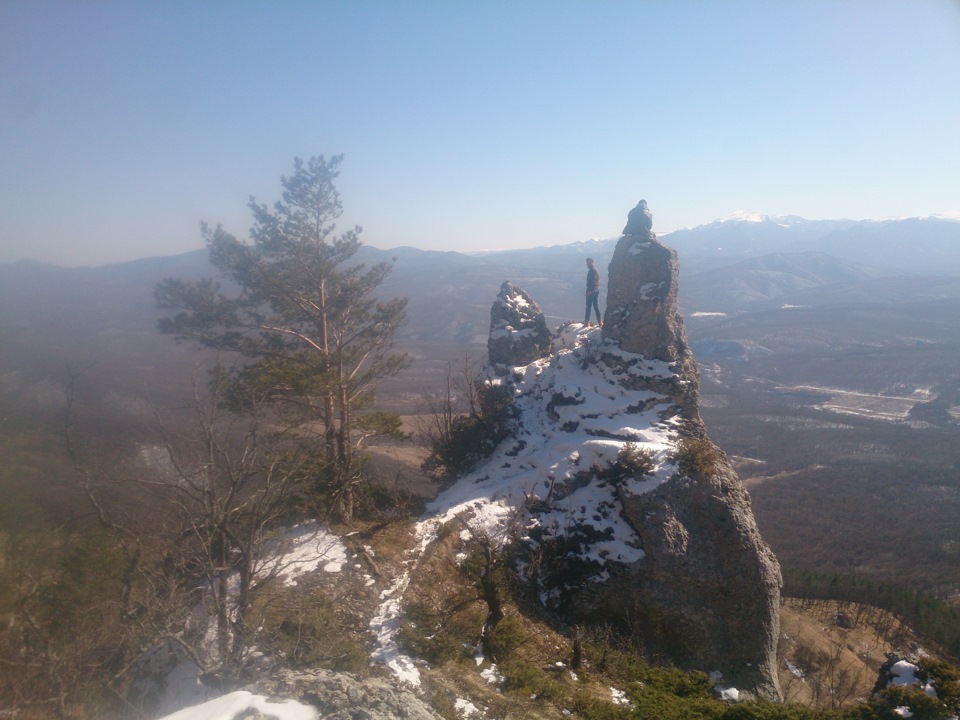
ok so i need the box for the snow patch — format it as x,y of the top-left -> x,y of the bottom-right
265,522 -> 349,585
369,571 -> 421,687
455,698 -> 485,718
155,691 -> 318,720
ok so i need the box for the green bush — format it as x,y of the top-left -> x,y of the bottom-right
917,657 -> 960,715
486,614 -> 527,661
396,617 -> 469,666
719,699 -> 839,719
499,656 -> 564,701
863,685 -> 943,720
571,691 -> 632,720
257,590 -> 368,673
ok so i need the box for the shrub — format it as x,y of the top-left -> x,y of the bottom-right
396,618 -> 467,666
255,588 -> 368,673
421,383 -> 515,479
917,657 -> 960,715
676,437 -> 724,478
719,699 -> 839,719
486,613 -> 527,661
599,443 -> 656,486
499,656 -> 564,701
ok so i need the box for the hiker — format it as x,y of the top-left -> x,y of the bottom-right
584,257 -> 601,326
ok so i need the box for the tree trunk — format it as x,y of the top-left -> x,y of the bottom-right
478,544 -> 504,662
318,277 -> 337,464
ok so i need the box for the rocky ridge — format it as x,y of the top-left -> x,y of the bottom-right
429,201 -> 782,698
153,202 -> 785,719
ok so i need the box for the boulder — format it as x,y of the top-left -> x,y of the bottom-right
253,669 -> 444,720
623,199 -> 654,236
487,280 -> 552,367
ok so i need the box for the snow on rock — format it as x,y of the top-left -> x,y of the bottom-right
890,660 -> 921,686
155,690 -> 318,720
480,664 -> 506,688
610,687 -> 631,706
369,570 -> 422,688
455,698 -> 485,718
372,205 -> 782,701
420,325 -> 673,578
717,686 -> 741,702
488,280 -> 552,367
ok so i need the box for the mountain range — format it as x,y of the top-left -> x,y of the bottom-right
2,213 -> 958,395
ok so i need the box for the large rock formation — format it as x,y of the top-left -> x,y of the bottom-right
487,280 -> 552,368
252,669 -> 444,720
603,203 -> 780,697
605,200 -> 691,361
452,202 -> 782,698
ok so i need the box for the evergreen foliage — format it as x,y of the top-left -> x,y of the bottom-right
599,442 -> 656,485
155,155 -> 409,522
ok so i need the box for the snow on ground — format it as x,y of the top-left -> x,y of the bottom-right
369,567 -> 423,688
149,523 -> 352,717
371,324 -> 687,685
774,384 -> 926,422
167,324 -> 693,714
262,522 -> 349,584
455,697 -> 485,718
420,324 -> 678,550
480,664 -> 506,688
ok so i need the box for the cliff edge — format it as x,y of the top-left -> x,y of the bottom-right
426,201 -> 781,699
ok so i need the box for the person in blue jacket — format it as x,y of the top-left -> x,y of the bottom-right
584,257 -> 601,326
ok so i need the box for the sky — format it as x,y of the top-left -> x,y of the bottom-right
1,0 -> 959,267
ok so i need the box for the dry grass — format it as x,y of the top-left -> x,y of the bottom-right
778,597 -> 918,710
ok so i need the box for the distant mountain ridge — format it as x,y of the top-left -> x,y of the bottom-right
2,214 -> 958,360
663,215 -> 960,275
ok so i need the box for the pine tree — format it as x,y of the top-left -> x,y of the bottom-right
155,155 -> 408,521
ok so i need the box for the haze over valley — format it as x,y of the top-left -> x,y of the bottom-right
3,211 -> 959,595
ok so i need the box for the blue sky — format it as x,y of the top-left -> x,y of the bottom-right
1,0 -> 959,266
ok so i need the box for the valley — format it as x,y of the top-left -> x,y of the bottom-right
2,215 -> 959,602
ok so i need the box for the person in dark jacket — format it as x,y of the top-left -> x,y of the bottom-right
584,257 -> 601,326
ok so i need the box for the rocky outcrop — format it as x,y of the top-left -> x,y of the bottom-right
605,461 -> 782,700
622,198 -> 654,236
603,201 -> 701,428
253,669 -> 444,720
604,200 -> 693,365
606,203 -> 780,697
487,280 -> 552,367
472,203 -> 782,699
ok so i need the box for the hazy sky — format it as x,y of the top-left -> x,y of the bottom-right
2,0 -> 959,267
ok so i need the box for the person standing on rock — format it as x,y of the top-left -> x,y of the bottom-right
584,257 -> 602,326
